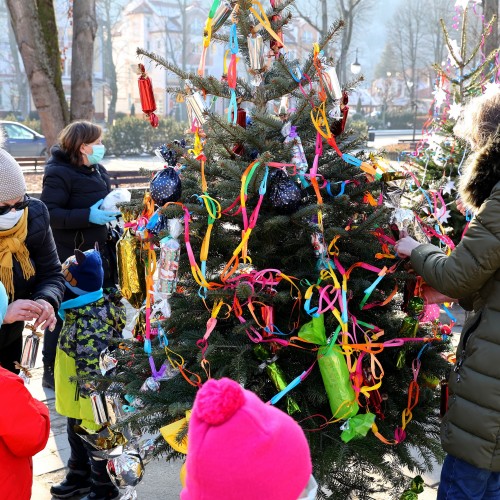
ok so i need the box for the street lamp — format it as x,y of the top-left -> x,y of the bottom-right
350,48 -> 361,75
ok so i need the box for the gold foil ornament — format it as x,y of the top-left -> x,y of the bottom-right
117,206 -> 146,309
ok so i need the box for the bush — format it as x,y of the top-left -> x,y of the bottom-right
104,116 -> 187,156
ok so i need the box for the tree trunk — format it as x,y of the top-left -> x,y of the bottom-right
6,0 -> 68,148
7,18 -> 28,119
102,3 -> 117,125
70,0 -> 97,121
483,0 -> 499,58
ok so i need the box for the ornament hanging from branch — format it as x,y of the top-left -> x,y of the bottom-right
137,64 -> 159,128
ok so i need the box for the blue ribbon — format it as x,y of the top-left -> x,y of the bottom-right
58,289 -> 103,320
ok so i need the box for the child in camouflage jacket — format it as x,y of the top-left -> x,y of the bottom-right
51,246 -> 125,500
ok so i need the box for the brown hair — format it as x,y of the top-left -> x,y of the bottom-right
454,90 -> 500,150
58,121 -> 102,166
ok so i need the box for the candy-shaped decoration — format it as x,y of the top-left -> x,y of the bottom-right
254,344 -> 300,415
155,140 -> 186,166
281,122 -> 308,175
137,64 -> 159,128
321,64 -> 342,101
140,376 -> 160,392
270,0 -> 284,55
299,315 -> 358,419
247,34 -> 265,85
268,169 -> 302,214
400,476 -> 425,500
232,104 -> 247,155
90,392 -> 109,426
107,452 -> 144,489
117,206 -> 146,309
340,413 -> 376,443
145,208 -> 167,236
75,425 -> 127,460
158,219 -> 183,295
185,80 -> 208,125
100,347 -> 118,376
150,167 -> 182,206
212,0 -> 234,32
20,324 -> 42,369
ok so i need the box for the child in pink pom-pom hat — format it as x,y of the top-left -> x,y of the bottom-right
181,377 -> 317,500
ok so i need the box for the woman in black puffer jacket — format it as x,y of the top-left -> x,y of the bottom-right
40,121 -> 120,387
0,149 -> 65,373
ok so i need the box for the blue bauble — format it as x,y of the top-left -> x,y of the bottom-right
150,167 -> 182,206
268,169 -> 302,214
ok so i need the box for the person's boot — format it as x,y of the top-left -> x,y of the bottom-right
50,468 -> 91,498
80,473 -> 119,500
42,361 -> 55,389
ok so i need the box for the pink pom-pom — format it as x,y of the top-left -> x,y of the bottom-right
195,378 -> 245,425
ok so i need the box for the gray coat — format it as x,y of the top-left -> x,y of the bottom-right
411,178 -> 500,471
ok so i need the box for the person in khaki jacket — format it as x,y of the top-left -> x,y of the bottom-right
396,89 -> 500,499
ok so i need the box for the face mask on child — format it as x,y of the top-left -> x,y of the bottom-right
85,144 -> 106,165
0,209 -> 24,230
297,476 -> 318,500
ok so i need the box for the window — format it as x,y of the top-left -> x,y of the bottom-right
3,124 -> 34,140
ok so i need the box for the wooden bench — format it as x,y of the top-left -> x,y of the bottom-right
14,156 -> 46,172
108,170 -> 153,189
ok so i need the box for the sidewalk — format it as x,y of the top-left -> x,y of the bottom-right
30,305 -> 465,499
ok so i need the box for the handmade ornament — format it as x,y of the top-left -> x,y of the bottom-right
145,208 -> 167,236
117,207 -> 146,309
268,169 -> 302,214
107,452 -> 144,489
105,394 -> 126,425
247,34 -> 265,85
270,0 -> 284,54
75,425 -> 127,460
137,64 -> 158,128
212,0 -> 234,32
299,315 -> 358,419
340,413 -> 376,443
160,410 -> 191,453
20,324 -> 42,370
100,347 -> 118,376
400,476 -> 425,500
282,122 -> 308,175
158,219 -> 182,295
150,167 -> 182,206
254,344 -> 300,415
232,104 -> 247,155
155,140 -> 186,167
185,81 -> 208,125
140,376 -> 160,393
321,64 -> 342,101
90,392 -> 109,426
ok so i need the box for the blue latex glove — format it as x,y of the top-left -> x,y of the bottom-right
89,199 -> 121,225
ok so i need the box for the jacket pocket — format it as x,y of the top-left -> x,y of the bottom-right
454,309 -> 483,383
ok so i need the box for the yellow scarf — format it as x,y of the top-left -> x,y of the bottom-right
0,209 -> 35,299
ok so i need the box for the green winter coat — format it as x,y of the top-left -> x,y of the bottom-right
55,291 -> 125,431
411,178 -> 500,471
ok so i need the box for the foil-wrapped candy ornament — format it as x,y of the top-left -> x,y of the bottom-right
20,324 -> 43,370
145,209 -> 168,236
321,64 -> 342,101
117,207 -> 146,309
212,0 -> 235,32
389,208 -> 414,239
99,347 -> 118,376
107,452 -> 144,489
140,376 -> 160,393
150,167 -> 182,206
268,169 -> 302,214
75,425 -> 128,460
247,34 -> 265,86
185,80 -> 208,125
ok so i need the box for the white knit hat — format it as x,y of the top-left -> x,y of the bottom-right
0,149 -> 27,202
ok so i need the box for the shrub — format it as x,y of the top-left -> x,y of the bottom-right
104,116 -> 187,156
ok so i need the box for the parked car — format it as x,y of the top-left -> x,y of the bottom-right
0,121 -> 47,157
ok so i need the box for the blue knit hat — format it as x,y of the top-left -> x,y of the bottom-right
62,247 -> 104,296
0,281 -> 7,323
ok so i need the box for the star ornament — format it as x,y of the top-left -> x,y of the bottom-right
442,179 -> 456,196
448,102 -> 462,120
438,209 -> 451,225
483,81 -> 500,97
433,86 -> 447,108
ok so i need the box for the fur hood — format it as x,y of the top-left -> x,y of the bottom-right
459,130 -> 500,211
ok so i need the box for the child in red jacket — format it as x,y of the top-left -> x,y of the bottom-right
0,280 -> 51,500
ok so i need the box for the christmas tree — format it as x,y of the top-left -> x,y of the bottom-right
409,1 -> 499,243
97,1 -> 452,498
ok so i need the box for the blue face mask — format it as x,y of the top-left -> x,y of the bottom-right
86,144 -> 106,165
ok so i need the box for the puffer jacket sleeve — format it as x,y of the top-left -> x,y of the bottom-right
29,201 -> 66,309
411,190 -> 500,299
41,167 -> 91,229
0,368 -> 50,458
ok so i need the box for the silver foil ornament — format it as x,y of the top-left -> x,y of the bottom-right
90,392 -> 109,426
20,331 -> 41,369
107,452 -> 145,489
323,65 -> 342,101
185,91 -> 207,125
247,34 -> 265,85
99,347 -> 118,376
212,1 -> 234,32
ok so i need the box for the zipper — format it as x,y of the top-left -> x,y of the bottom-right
454,310 -> 482,383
